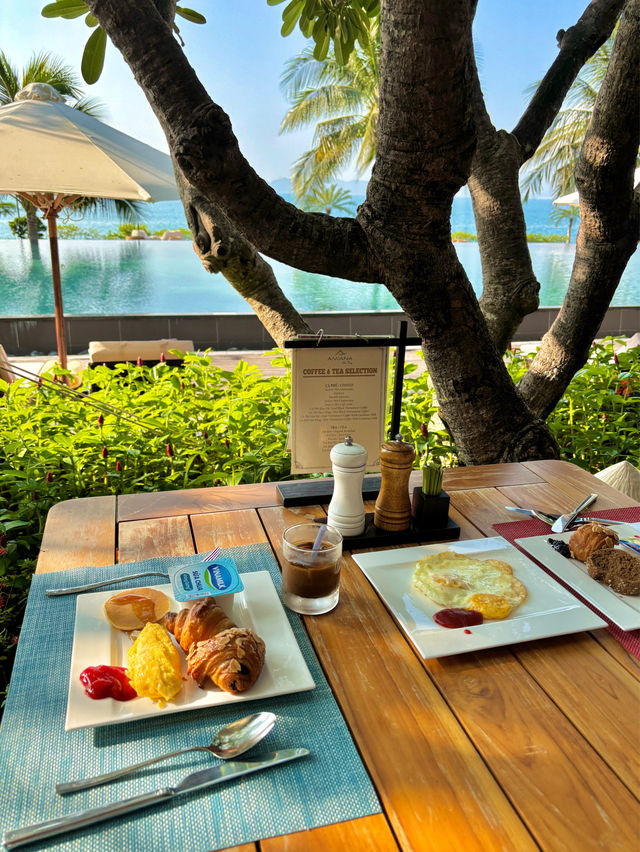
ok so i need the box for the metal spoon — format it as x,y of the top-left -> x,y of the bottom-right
56,711 -> 276,795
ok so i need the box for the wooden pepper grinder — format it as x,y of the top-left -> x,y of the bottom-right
374,435 -> 416,531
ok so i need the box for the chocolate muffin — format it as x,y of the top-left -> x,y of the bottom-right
585,548 -> 640,596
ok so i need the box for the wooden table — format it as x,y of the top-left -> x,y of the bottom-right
37,460 -> 640,852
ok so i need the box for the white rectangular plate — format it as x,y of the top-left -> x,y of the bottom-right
352,537 -> 605,659
66,571 -> 315,731
517,523 -> 640,631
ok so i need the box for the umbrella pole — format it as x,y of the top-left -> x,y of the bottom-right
46,211 -> 68,371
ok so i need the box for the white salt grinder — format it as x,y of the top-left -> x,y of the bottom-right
327,436 -> 367,537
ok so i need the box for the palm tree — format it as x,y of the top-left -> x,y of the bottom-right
0,50 -> 142,249
301,184 -> 355,215
279,19 -> 379,204
520,29 -> 639,203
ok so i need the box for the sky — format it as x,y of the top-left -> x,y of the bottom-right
1,0 -> 595,184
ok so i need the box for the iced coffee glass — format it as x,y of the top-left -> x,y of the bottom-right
281,523 -> 343,615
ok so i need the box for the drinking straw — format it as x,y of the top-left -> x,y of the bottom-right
312,524 -> 327,554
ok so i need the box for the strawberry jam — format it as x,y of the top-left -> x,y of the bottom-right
433,608 -> 484,628
79,665 -> 137,701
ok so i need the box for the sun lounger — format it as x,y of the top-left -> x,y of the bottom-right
88,339 -> 194,368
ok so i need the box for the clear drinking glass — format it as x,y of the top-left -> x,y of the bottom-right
281,524 -> 343,615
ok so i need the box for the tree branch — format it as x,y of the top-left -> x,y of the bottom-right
86,0 -> 379,282
512,0 -> 625,162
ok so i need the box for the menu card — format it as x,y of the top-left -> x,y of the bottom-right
290,344 -> 389,474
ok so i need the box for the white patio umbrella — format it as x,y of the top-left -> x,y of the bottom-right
553,166 -> 640,205
0,83 -> 180,369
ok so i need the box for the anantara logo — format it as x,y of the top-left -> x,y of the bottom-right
327,349 -> 353,363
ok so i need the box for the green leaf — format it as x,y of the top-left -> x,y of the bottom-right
81,27 -> 107,85
41,0 -> 89,19
267,0 -> 287,5
175,7 -> 207,24
85,12 -> 99,27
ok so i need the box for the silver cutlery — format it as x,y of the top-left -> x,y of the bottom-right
46,571 -> 169,597
504,506 -> 625,527
57,712 -> 276,794
3,748 -> 309,849
551,493 -> 598,533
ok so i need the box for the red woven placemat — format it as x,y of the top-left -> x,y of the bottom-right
493,507 -> 640,659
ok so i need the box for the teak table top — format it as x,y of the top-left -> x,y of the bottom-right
37,460 -> 640,851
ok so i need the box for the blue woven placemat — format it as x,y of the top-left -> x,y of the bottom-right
0,544 -> 380,851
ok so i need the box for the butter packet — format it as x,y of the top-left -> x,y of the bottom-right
167,557 -> 244,603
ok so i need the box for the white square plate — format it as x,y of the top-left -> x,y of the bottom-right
352,537 -> 605,659
66,571 -> 315,731
517,523 -> 640,631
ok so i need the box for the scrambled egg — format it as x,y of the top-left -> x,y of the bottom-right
126,622 -> 182,706
412,552 -> 528,619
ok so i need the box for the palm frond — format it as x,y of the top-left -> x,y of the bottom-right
0,51 -> 20,104
281,15 -> 379,198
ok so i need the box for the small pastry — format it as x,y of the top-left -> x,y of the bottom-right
568,522 -> 619,562
161,597 -> 235,652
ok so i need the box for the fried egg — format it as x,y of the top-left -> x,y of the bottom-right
412,552 -> 528,619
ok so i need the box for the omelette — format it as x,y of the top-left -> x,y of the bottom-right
127,622 -> 183,706
412,552 -> 527,619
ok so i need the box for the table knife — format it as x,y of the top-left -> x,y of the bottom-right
2,748 -> 309,849
551,493 -> 598,533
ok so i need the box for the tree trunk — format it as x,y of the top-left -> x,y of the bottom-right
519,0 -> 640,418
357,0 -> 558,463
20,200 -> 42,256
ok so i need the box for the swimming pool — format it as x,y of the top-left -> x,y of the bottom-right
0,239 -> 638,316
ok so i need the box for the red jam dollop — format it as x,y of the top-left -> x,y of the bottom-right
433,608 -> 484,629
79,665 -> 137,701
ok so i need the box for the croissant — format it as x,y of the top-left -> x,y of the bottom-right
161,597 -> 235,652
186,628 -> 266,693
568,522 -> 619,562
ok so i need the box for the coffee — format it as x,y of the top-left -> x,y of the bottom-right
282,541 -> 340,598
281,524 -> 343,615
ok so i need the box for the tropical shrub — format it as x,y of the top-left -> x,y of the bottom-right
8,216 -> 46,239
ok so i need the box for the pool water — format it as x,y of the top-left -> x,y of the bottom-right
0,239 -> 638,316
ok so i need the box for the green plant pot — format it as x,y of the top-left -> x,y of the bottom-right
411,487 -> 450,529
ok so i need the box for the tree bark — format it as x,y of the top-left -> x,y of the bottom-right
518,0 -> 640,418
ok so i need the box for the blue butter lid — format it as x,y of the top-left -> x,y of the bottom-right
168,557 -> 244,602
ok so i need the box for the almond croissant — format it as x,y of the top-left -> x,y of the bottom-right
161,597 -> 235,652
187,628 -> 266,693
